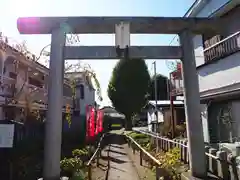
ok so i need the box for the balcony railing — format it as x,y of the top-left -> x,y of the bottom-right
0,75 -> 16,97
204,31 -> 240,62
27,84 -> 47,103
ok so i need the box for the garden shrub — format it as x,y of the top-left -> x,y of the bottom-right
156,148 -> 182,180
128,132 -> 186,180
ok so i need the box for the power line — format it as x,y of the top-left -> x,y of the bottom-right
165,0 -> 198,71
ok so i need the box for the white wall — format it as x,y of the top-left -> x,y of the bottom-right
190,1 -> 240,97
191,34 -> 240,97
147,109 -> 164,132
193,35 -> 205,67
198,52 -> 240,97
79,84 -> 95,116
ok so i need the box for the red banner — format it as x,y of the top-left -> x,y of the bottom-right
85,105 -> 90,141
89,107 -> 95,137
86,106 -> 104,141
99,110 -> 103,132
95,111 -> 100,135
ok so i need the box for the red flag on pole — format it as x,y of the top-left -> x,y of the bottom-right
95,111 -> 99,135
89,107 -> 95,137
99,110 -> 103,132
85,105 -> 91,141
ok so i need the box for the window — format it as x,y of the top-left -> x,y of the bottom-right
9,72 -> 17,79
80,84 -> 84,99
28,77 -> 43,88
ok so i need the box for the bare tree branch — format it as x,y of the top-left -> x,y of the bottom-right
0,31 -> 102,121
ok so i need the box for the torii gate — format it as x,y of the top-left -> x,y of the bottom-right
17,16 -> 222,179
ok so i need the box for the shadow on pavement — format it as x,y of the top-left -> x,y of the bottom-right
105,149 -> 127,156
110,145 -> 124,149
101,155 -> 127,164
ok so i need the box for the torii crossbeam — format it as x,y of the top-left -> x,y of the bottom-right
17,16 -> 224,180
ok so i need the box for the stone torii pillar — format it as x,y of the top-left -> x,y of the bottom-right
179,30 -> 206,178
43,27 -> 66,180
16,16 -> 223,180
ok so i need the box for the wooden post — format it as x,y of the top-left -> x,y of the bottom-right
140,150 -> 143,166
88,165 -> 92,180
97,149 -> 100,167
217,151 -> 230,179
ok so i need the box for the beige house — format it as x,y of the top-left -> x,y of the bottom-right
0,38 -> 94,120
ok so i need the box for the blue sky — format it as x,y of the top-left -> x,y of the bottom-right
0,0 -> 195,106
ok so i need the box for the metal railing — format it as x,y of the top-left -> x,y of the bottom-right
86,134 -> 106,180
0,75 -> 16,96
125,134 -> 165,179
204,31 -> 240,62
134,129 -> 240,180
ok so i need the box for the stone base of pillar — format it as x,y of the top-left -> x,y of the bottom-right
0,107 -> 4,120
181,171 -> 218,180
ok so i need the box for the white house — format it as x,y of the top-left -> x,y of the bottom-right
147,100 -> 184,132
65,72 -> 95,116
185,0 -> 240,144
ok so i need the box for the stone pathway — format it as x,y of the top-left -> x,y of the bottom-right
93,131 -> 155,180
107,143 -> 140,180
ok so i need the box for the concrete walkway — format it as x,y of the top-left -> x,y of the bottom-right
106,133 -> 140,180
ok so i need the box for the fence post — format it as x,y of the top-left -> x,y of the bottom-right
217,151 -> 230,179
173,139 -> 177,148
97,149 -> 100,167
140,150 -> 143,166
205,146 -> 210,170
209,148 -> 218,175
160,139 -> 163,150
228,154 -> 239,180
156,135 -> 159,152
88,164 -> 92,180
133,143 -> 136,154
168,140 -> 172,151
183,140 -> 188,163
180,140 -> 184,161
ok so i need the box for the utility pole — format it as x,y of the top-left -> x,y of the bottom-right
153,61 -> 158,132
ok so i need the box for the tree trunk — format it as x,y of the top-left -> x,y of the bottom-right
125,116 -> 132,131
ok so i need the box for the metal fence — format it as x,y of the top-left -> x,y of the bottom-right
86,133 -> 107,180
125,134 -> 163,180
133,129 -> 240,180
0,119 -> 45,180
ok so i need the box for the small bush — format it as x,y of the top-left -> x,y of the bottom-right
156,148 -> 182,180
60,148 -> 88,179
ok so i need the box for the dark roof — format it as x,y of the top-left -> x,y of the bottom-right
100,106 -> 117,113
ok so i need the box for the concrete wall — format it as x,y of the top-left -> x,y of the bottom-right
193,35 -> 205,67
190,0 -> 240,143
231,101 -> 240,139
198,52 -> 240,97
191,1 -> 240,96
